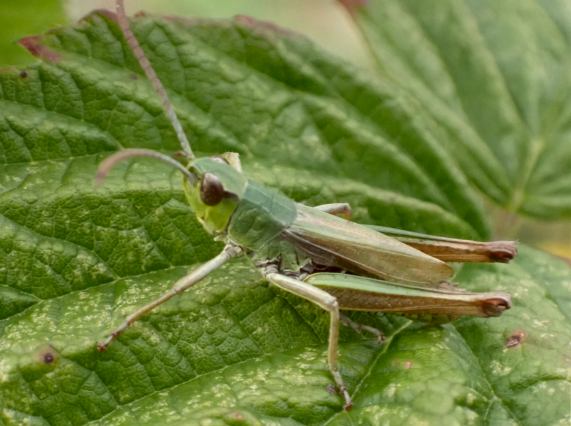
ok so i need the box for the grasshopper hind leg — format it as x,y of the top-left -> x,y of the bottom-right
261,265 -> 353,410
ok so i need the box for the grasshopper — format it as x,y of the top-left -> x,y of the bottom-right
96,0 -> 516,410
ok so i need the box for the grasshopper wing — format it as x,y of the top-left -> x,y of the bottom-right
286,204 -> 454,286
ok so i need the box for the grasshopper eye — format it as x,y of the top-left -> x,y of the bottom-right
200,173 -> 225,206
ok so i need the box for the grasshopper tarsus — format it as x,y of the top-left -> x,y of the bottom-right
97,328 -> 124,352
332,370 -> 353,411
326,383 -> 353,410
96,340 -> 110,352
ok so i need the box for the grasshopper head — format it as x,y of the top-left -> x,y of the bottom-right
183,154 -> 247,236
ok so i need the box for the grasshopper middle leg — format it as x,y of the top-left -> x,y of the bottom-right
261,266 -> 352,410
341,314 -> 385,343
98,244 -> 242,351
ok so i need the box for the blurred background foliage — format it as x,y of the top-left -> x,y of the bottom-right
1,0 -> 569,258
0,0 -> 66,65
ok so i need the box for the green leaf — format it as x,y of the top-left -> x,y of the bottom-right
0,11 -> 570,425
341,0 -> 571,219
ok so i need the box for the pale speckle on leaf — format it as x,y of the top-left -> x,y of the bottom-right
490,360 -> 513,376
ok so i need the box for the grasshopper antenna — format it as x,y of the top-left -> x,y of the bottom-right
115,0 -> 194,159
96,148 -> 197,186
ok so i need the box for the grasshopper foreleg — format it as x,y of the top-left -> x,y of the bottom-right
98,244 -> 242,351
261,266 -> 352,410
340,314 -> 385,343
315,203 -> 352,219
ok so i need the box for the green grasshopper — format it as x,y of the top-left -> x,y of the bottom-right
97,0 -> 516,410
